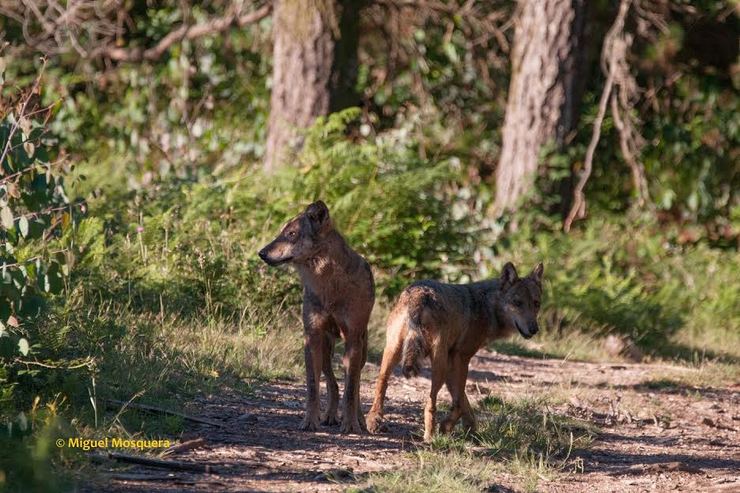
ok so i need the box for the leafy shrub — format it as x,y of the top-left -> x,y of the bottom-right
487,213 -> 740,358
0,66 -> 88,388
0,91 -> 67,336
5,107 -> 473,416
80,108 -> 474,307
0,398 -> 70,493
247,108 -> 475,295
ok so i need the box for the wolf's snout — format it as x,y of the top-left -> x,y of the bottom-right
258,249 -> 269,262
516,320 -> 539,339
529,322 -> 539,335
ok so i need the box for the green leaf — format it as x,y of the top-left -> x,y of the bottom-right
27,218 -> 46,240
18,337 -> 29,356
0,300 -> 10,322
1,207 -> 13,229
18,295 -> 42,318
45,263 -> 64,294
17,216 -> 29,238
0,336 -> 15,358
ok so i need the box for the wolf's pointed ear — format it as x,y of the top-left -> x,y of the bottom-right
305,200 -> 330,226
501,262 -> 518,289
530,262 -> 544,285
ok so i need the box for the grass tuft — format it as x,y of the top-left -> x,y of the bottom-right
357,395 -> 596,492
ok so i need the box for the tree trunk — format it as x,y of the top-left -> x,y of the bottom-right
264,0 -> 362,171
494,0 -> 586,214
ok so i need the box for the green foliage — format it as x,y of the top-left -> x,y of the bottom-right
641,76 -> 738,226
359,1 -> 514,171
251,109 -> 474,294
0,399 -> 70,493
490,213 -> 740,358
0,3 -> 737,491
0,73 -> 83,365
1,107 -> 470,418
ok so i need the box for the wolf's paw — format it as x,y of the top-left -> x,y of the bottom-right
439,418 -> 457,434
299,413 -> 320,431
461,417 -> 477,434
366,411 -> 385,434
339,416 -> 365,435
321,413 -> 340,426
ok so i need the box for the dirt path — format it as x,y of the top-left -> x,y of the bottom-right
88,350 -> 739,492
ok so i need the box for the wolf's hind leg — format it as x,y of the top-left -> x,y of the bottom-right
423,345 -> 447,442
339,334 -> 366,434
321,331 -> 340,426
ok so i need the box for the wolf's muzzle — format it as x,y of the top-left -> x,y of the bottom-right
258,249 -> 270,262
258,248 -> 292,266
528,322 -> 539,337
516,321 -> 539,339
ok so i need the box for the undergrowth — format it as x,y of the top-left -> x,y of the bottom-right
2,111 -> 737,491
356,395 -> 595,493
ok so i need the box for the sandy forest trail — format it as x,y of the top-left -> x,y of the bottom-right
88,349 -> 739,493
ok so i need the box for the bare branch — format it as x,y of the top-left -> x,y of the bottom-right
0,1 -> 272,62
611,94 -> 649,208
564,0 -> 632,233
0,58 -> 47,170
93,4 -> 272,62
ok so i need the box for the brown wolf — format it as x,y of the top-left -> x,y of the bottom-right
258,201 -> 375,434
366,262 -> 543,441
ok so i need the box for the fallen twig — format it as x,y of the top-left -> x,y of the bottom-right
105,399 -> 224,428
162,438 -> 207,456
109,472 -> 179,482
91,451 -> 219,474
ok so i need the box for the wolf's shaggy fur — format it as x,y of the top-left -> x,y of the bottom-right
366,262 -> 543,441
259,201 -> 375,434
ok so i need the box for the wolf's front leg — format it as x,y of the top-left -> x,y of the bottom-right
300,330 -> 323,431
367,328 -> 404,433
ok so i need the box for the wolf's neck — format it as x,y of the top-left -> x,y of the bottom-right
473,282 -> 507,335
300,232 -> 349,278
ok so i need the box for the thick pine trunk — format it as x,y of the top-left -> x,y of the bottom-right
494,0 -> 586,213
264,0 -> 361,171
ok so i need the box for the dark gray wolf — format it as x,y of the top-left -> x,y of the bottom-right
366,262 -> 543,441
258,201 -> 375,434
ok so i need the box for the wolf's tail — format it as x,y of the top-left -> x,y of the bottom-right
401,296 -> 430,378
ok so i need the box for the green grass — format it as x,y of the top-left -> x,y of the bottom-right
472,396 -> 595,460
490,328 -> 618,363
640,361 -> 740,390
355,395 -> 596,493
350,452 -> 499,493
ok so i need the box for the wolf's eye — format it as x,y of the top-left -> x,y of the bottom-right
514,299 -> 523,308
287,231 -> 297,239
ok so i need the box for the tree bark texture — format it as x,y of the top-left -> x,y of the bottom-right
264,0 -> 362,171
494,0 -> 586,213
